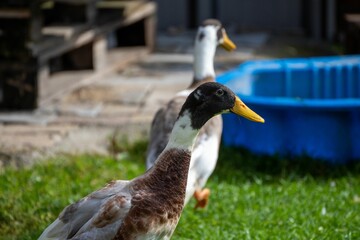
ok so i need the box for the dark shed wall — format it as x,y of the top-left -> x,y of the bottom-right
155,0 -> 303,33
218,0 -> 302,32
155,0 -> 188,30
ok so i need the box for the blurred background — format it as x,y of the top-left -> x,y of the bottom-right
0,0 -> 359,166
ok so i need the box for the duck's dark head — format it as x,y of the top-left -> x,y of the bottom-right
179,82 -> 265,129
196,19 -> 236,51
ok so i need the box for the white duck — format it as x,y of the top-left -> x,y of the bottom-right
146,19 -> 237,208
39,82 -> 264,240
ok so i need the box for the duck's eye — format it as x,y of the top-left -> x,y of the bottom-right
215,89 -> 224,96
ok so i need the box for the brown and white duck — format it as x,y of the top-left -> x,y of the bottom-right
146,19 -> 237,208
38,82 -> 264,240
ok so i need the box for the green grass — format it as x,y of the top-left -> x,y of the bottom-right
1,140 -> 359,239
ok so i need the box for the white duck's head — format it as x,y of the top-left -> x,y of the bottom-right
193,19 -> 236,82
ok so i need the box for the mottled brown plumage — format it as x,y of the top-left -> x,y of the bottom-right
115,149 -> 191,239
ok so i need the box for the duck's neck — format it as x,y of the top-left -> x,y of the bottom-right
165,113 -> 198,152
155,113 -> 198,172
193,39 -> 217,83
145,112 -> 198,193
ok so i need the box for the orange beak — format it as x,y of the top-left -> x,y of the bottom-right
230,96 -> 265,123
220,31 -> 236,51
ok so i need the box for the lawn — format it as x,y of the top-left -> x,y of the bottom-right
0,140 -> 359,240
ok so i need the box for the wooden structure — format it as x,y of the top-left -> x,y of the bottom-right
344,14 -> 360,54
0,0 -> 156,110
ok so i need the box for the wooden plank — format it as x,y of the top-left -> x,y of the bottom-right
344,14 -> 360,54
345,14 -> 360,23
32,1 -> 156,62
0,112 -> 56,125
92,36 -> 107,71
42,24 -> 89,39
117,1 -> 156,27
0,0 -> 48,8
52,0 -> 100,4
144,12 -> 156,51
0,9 -> 31,18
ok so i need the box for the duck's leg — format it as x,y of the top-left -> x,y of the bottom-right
193,188 -> 210,209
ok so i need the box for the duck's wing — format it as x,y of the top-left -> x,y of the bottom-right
38,180 -> 131,240
146,94 -> 188,169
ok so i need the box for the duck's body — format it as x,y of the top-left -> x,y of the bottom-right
146,19 -> 236,207
40,120 -> 193,239
39,82 -> 264,240
38,169 -> 183,239
39,126 -> 193,240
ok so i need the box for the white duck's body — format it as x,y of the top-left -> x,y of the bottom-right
146,19 -> 236,208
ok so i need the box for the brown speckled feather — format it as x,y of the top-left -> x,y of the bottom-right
115,148 -> 191,239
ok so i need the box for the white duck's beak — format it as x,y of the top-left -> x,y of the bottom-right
220,31 -> 236,51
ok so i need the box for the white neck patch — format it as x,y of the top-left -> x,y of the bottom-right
193,26 -> 218,80
165,110 -> 198,151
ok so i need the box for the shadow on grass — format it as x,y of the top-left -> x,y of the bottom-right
216,146 -> 360,182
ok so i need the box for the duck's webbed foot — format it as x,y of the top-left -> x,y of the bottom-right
193,188 -> 210,209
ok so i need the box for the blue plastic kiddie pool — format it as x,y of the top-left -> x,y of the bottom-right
217,55 -> 360,163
